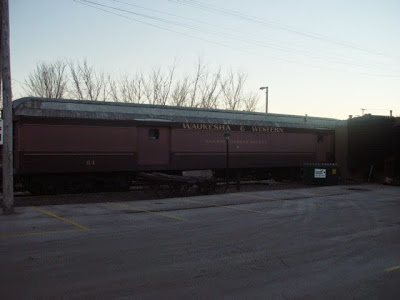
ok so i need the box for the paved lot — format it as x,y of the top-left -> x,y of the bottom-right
1,184 -> 400,299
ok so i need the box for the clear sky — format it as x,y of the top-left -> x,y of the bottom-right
9,0 -> 400,119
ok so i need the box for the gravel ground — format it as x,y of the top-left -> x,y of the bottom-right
11,180 -> 314,207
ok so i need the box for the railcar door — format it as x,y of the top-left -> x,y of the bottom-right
315,133 -> 334,162
137,126 -> 170,169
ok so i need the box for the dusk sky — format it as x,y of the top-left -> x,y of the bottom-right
10,0 -> 400,119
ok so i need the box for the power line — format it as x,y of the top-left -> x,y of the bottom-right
73,0 -> 253,54
72,1 -> 332,70
100,0 -> 400,73
74,0 -> 400,77
11,78 -> 27,86
171,0 -> 397,60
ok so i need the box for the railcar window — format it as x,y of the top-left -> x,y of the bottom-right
148,129 -> 159,140
317,134 -> 324,143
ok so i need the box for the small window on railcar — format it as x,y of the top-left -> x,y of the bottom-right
317,134 -> 324,143
148,129 -> 159,140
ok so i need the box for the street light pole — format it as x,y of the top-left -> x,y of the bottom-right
224,132 -> 231,193
260,86 -> 268,113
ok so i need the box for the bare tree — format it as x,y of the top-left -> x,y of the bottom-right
23,60 -> 68,98
170,75 -> 191,106
119,72 -> 145,103
160,62 -> 176,105
143,67 -> 165,105
188,58 -> 206,107
21,57 -> 258,112
143,63 -> 177,105
142,70 -> 157,105
68,59 -> 107,100
198,69 -> 221,109
242,91 -> 259,112
219,69 -> 247,110
107,75 -> 119,102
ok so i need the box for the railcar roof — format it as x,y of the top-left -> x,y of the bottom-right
13,97 -> 342,130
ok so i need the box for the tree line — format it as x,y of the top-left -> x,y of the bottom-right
22,58 -> 260,111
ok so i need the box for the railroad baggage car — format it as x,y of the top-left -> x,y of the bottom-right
11,97 -> 340,194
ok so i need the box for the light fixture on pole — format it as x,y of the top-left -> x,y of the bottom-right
361,108 -> 366,116
259,86 -> 268,113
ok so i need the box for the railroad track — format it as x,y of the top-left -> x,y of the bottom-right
3,179 -> 303,207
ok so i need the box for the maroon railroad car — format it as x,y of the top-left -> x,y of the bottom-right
12,97 -> 340,194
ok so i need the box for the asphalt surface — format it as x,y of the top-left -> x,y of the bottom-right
1,184 -> 400,299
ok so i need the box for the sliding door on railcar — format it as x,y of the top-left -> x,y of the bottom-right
315,132 -> 335,162
137,126 -> 170,170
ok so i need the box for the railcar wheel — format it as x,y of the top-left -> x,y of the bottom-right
114,175 -> 131,192
27,185 -> 43,196
24,175 -> 61,196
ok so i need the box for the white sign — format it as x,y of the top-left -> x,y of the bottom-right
0,120 -> 3,145
314,168 -> 326,178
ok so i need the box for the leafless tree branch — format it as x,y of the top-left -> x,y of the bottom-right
119,72 -> 145,103
23,60 -> 68,98
219,69 -> 247,110
22,57 -> 257,111
242,91 -> 259,112
68,58 -> 107,101
199,68 -> 221,109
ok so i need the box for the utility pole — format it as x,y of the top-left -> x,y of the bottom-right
1,0 -> 14,214
0,2 -> 2,99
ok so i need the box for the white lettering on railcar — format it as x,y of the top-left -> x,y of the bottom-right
181,122 -> 283,133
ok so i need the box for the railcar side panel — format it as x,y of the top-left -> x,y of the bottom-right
15,121 -> 138,174
170,129 -> 331,170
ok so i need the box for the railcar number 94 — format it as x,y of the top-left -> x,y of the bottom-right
86,160 -> 96,166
